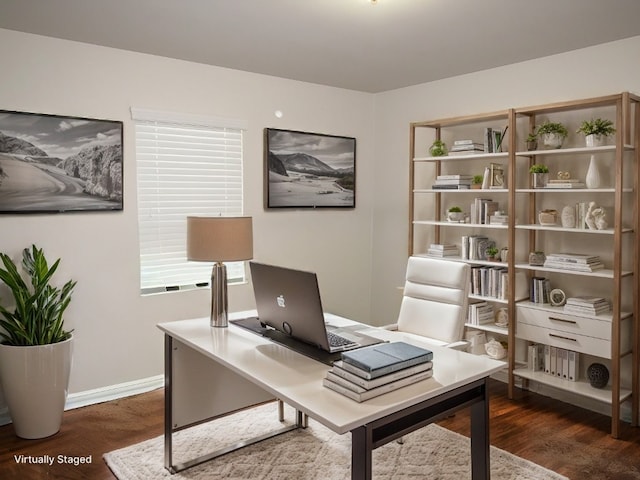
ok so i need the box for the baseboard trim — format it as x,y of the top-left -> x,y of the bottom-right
0,375 -> 164,427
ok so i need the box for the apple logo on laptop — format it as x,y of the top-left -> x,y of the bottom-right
276,294 -> 286,308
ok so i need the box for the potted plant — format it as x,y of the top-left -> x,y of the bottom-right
486,247 -> 499,261
429,139 -> 447,157
526,132 -> 538,151
576,118 -> 616,147
471,175 -> 483,189
537,121 -> 568,149
447,206 -> 464,222
529,164 -> 549,188
0,245 -> 76,439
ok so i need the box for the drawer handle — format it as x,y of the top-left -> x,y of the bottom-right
548,316 -> 577,325
549,333 -> 577,342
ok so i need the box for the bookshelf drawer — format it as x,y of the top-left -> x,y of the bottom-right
517,306 -> 610,340
515,321 -> 611,358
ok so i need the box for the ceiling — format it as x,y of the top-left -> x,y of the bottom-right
2,0 -> 640,93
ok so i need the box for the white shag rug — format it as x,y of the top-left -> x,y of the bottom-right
104,402 -> 567,480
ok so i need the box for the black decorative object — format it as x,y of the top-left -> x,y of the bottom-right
587,363 -> 609,389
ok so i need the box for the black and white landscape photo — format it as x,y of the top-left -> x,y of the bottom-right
265,128 -> 355,208
0,110 -> 123,213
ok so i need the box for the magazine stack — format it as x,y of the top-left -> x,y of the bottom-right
543,253 -> 604,272
322,342 -> 433,402
426,243 -> 459,258
564,296 -> 610,316
431,174 -> 472,190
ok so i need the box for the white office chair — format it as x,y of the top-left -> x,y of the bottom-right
385,256 -> 471,351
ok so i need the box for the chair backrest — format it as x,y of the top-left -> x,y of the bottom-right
396,256 -> 471,344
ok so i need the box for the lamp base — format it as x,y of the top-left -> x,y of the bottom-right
210,262 -> 229,327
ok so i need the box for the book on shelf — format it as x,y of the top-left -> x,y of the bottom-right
548,178 -> 582,183
427,243 -> 459,257
434,178 -> 472,185
530,277 -> 551,304
322,368 -> 433,402
544,182 -> 586,189
543,260 -> 604,272
545,253 -> 601,264
488,213 -> 508,225
339,342 -> 433,380
467,301 -> 494,325
436,174 -> 474,180
564,296 -> 610,315
329,360 -> 433,390
431,184 -> 471,190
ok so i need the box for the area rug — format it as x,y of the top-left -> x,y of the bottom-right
104,402 -> 567,480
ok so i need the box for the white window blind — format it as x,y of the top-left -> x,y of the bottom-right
132,108 -> 247,292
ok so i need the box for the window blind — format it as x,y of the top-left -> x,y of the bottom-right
133,108 -> 246,292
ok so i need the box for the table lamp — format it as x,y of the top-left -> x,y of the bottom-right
186,216 -> 253,327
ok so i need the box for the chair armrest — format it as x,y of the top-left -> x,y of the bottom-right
381,323 -> 399,331
444,340 -> 470,351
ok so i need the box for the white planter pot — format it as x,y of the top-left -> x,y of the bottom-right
585,134 -> 605,147
0,337 -> 72,439
542,133 -> 564,149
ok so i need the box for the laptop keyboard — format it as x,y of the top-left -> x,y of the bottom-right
327,331 -> 356,348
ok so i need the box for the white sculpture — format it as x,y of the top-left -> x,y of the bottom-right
585,201 -> 607,230
561,205 -> 575,228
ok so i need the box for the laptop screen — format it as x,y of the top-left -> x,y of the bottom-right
249,262 -> 333,352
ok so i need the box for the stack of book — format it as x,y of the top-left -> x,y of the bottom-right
448,140 -> 484,155
431,174 -> 472,190
426,243 -> 459,258
467,301 -> 494,325
488,212 -> 508,225
564,296 -> 610,316
543,253 -> 604,272
470,266 -> 508,299
544,179 -> 586,189
469,198 -> 499,224
323,342 -> 433,402
530,277 -> 551,304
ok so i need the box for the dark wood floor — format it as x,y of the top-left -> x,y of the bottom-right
1,380 -> 639,479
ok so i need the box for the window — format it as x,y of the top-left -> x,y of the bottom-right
132,108 -> 247,293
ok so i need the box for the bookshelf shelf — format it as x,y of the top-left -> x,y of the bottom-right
408,92 -> 640,438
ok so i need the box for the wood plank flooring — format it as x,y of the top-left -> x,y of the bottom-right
1,379 -> 639,479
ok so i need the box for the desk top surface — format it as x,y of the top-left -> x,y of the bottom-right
158,311 -> 504,434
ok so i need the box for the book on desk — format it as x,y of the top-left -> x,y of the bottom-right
323,342 -> 434,402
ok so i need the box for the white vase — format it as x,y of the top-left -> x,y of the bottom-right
0,337 -> 73,439
585,155 -> 601,189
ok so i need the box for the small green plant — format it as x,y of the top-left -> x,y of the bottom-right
448,206 -> 462,213
526,133 -> 538,142
536,121 -> 568,138
486,247 -> 499,258
0,245 -> 76,346
472,175 -> 483,185
529,164 -> 549,174
576,118 -> 616,137
429,139 -> 447,157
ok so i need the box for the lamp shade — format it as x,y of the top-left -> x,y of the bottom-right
187,216 -> 253,262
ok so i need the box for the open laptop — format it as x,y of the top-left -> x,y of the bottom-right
249,262 -> 383,353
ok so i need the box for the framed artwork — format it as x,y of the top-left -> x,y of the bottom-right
264,128 -> 355,208
0,110 -> 123,213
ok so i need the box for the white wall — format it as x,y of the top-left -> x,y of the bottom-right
1,27 -> 639,405
0,29 -> 376,396
370,35 -> 640,325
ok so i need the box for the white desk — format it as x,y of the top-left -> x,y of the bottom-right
158,312 -> 504,479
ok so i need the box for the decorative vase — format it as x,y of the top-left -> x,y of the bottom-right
585,155 -> 601,189
561,205 -> 576,228
587,363 -> 609,389
0,337 -> 73,439
538,209 -> 558,226
447,211 -> 464,222
531,172 -> 548,189
529,251 -> 546,266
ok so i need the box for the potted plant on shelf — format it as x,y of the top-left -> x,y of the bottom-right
429,139 -> 447,157
486,247 -> 499,262
447,206 -> 464,222
471,175 -> 483,189
576,118 -> 616,147
537,121 -> 568,149
526,132 -> 538,151
529,164 -> 549,188
0,245 -> 76,439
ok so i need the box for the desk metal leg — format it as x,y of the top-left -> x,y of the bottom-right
470,378 -> 490,480
164,334 -> 305,474
349,378 -> 490,480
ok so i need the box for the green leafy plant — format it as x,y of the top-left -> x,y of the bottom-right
0,245 -> 76,346
529,164 -> 549,174
429,139 -> 447,157
448,206 -> 462,213
472,175 -> 483,185
526,133 -> 538,142
486,247 -> 499,258
576,118 -> 616,137
536,121 -> 568,138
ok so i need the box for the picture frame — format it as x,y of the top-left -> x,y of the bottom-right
0,109 -> 123,213
264,128 -> 355,208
